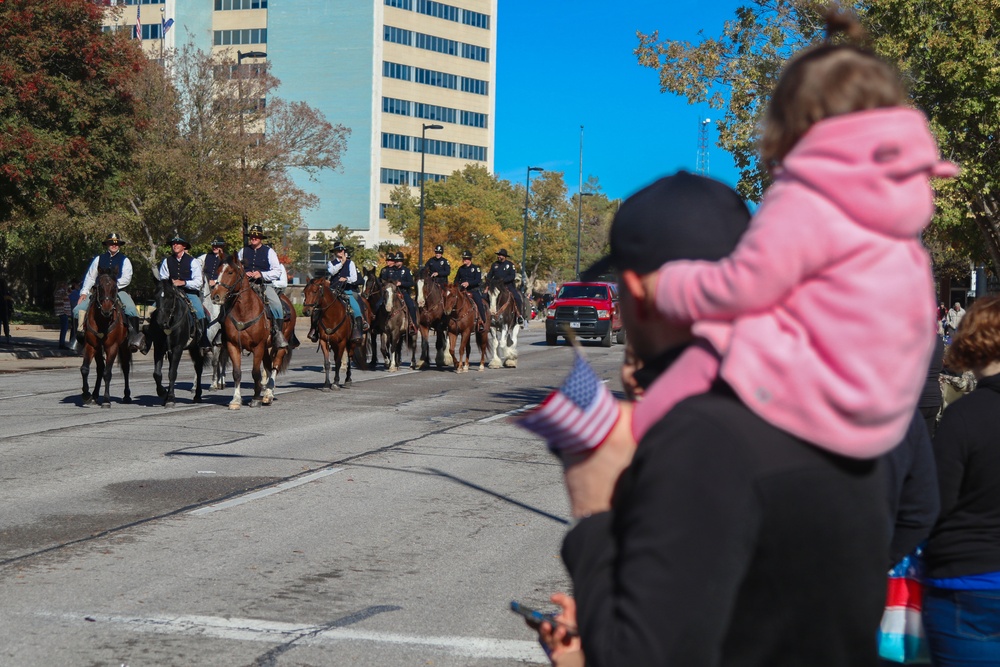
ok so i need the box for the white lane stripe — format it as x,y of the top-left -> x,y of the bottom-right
189,468 -> 343,515
478,403 -> 538,423
0,393 -> 35,400
51,613 -> 546,662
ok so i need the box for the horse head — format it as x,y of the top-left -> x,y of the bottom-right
95,272 -> 119,318
302,276 -> 330,316
210,258 -> 245,306
486,277 -> 504,313
381,282 -> 396,313
361,267 -> 381,298
154,278 -> 185,329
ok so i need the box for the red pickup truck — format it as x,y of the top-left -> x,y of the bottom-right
544,281 -> 625,347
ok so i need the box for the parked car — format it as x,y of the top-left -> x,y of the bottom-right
544,281 -> 624,347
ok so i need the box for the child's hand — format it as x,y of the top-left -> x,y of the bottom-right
562,402 -> 636,518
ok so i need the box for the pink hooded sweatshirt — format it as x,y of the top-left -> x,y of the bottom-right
633,107 -> 957,458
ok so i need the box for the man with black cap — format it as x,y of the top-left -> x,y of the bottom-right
199,237 -> 228,291
424,244 -> 451,287
394,252 -> 418,328
453,250 -> 485,331
327,241 -> 366,342
485,248 -> 524,325
541,172 -> 888,666
74,232 -> 144,352
158,235 -> 211,349
237,225 -> 288,348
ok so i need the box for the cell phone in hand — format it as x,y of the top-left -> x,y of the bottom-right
509,600 -> 578,636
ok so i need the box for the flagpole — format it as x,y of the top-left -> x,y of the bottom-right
160,6 -> 164,60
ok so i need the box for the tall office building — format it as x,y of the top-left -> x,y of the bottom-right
99,0 -> 497,250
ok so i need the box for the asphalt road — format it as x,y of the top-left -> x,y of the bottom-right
0,326 -> 628,666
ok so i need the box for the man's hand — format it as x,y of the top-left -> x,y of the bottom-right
461,282 -> 469,288
338,276 -> 347,282
172,279 -> 185,287
562,402 -> 636,518
431,272 -> 438,278
246,270 -> 261,280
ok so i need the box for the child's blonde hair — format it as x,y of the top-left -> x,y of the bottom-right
760,7 -> 908,166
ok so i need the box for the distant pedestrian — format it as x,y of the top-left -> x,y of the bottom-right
54,281 -> 72,349
945,301 -> 966,335
918,333 -> 945,437
0,277 -> 11,344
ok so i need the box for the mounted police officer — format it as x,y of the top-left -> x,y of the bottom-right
327,241 -> 367,342
159,235 -> 210,349
485,248 -> 524,325
454,250 -> 486,332
424,244 -> 451,287
236,225 -> 288,349
392,251 -> 418,329
74,232 -> 144,352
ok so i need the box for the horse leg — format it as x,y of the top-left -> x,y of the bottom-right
214,343 -> 228,390
81,345 -> 95,404
343,340 -> 353,387
191,346 -> 204,403
100,347 -> 115,408
321,340 -> 335,390
462,329 -> 472,373
331,341 -> 343,388
164,348 -> 182,407
477,328 -> 488,371
93,348 -> 106,407
121,347 -> 132,403
153,341 -> 167,398
504,322 -> 521,368
228,341 -> 243,409
437,327 -> 449,367
416,324 -> 430,369
488,325 -> 502,369
249,345 -> 264,408
448,331 -> 459,372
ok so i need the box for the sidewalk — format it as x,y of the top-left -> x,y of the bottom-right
0,324 -> 81,373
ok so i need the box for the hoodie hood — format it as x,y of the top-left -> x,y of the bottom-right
779,107 -> 958,238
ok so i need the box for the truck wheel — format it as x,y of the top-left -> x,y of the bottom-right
615,328 -> 626,345
601,329 -> 612,347
546,332 -> 558,346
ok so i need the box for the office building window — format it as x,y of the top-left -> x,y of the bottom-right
416,0 -> 458,22
415,32 -> 458,56
414,67 -> 457,90
124,0 -> 165,5
214,0 -> 266,9
381,168 -> 413,186
416,137 -> 456,157
213,28 -> 267,45
460,110 -> 488,129
384,25 -> 413,46
384,0 -> 411,8
462,9 -> 490,29
141,23 -> 162,39
379,203 -> 398,219
414,102 -> 455,124
461,43 -> 489,63
460,77 -> 488,96
382,97 -> 412,116
381,133 -> 413,151
459,144 -> 487,161
383,61 -> 412,81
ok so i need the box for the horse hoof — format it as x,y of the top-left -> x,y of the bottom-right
503,360 -> 518,368
343,381 -> 351,388
156,387 -> 166,398
165,401 -> 175,408
488,361 -> 501,369
250,399 -> 262,408
101,403 -> 111,409
262,397 -> 273,405
193,395 -> 202,403
123,396 -> 132,404
228,402 -> 241,410
477,366 -> 484,372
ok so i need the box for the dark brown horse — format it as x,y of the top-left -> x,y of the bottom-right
443,287 -> 488,372
210,258 -> 274,409
302,277 -> 367,389
81,272 -> 132,407
415,268 -> 450,369
377,282 -> 415,372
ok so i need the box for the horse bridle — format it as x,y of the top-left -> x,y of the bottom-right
304,280 -> 348,335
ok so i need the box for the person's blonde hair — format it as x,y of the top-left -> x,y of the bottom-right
759,7 -> 908,166
945,296 -> 1000,372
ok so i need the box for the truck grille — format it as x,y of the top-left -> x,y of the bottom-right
555,306 -> 598,321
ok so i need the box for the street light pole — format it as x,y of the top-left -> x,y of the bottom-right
521,166 -> 543,294
575,192 -> 594,280
418,123 -> 444,267
235,51 -> 268,248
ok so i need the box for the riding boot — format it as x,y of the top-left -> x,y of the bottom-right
351,316 -> 364,343
138,321 -> 151,355
126,315 -> 144,353
307,309 -> 320,342
75,310 -> 86,346
199,318 -> 212,349
271,320 -> 289,349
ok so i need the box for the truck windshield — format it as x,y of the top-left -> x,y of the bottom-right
558,285 -> 608,300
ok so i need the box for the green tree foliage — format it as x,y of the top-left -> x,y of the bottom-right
522,170 -> 573,293
634,1 -> 1000,276
0,0 -> 146,222
573,176 -> 617,277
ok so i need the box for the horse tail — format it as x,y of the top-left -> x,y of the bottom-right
276,347 -> 293,375
351,342 -> 369,371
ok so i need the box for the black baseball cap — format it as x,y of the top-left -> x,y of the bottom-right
582,171 -> 750,280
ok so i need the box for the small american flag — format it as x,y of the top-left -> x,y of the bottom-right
516,351 -> 620,455
134,4 -> 141,41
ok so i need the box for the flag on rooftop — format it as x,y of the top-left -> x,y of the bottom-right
516,350 -> 620,456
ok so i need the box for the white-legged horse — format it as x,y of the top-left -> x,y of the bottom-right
487,279 -> 520,369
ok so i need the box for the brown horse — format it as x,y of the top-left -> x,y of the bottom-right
81,272 -> 132,407
443,288 -> 488,372
210,258 -> 275,409
378,282 -> 415,372
303,277 -> 367,389
415,268 -> 451,369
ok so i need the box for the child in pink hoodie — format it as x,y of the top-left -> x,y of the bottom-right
630,14 -> 957,458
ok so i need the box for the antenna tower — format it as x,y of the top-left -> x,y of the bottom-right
696,118 -> 711,175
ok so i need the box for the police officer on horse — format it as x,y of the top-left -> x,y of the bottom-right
74,232 -> 144,352
424,245 -> 451,287
158,235 -> 211,349
393,251 -> 418,329
236,225 -> 289,349
454,250 -> 486,332
486,248 -> 524,325
326,241 -> 367,343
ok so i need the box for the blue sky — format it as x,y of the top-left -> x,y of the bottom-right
494,1 -> 743,201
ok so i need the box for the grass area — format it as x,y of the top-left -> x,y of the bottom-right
10,309 -> 57,326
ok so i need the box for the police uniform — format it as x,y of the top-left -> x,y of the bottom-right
75,232 -> 144,351
486,249 -> 524,321
424,245 -> 451,287
394,252 -> 418,325
237,225 -> 288,348
454,251 -> 486,327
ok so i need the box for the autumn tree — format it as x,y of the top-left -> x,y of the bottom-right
522,170 -> 573,293
634,0 -> 1000,278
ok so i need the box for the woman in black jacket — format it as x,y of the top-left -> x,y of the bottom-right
923,295 -> 1000,666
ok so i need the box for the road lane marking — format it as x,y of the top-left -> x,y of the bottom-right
478,404 -> 538,423
50,613 -> 546,662
189,468 -> 343,515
